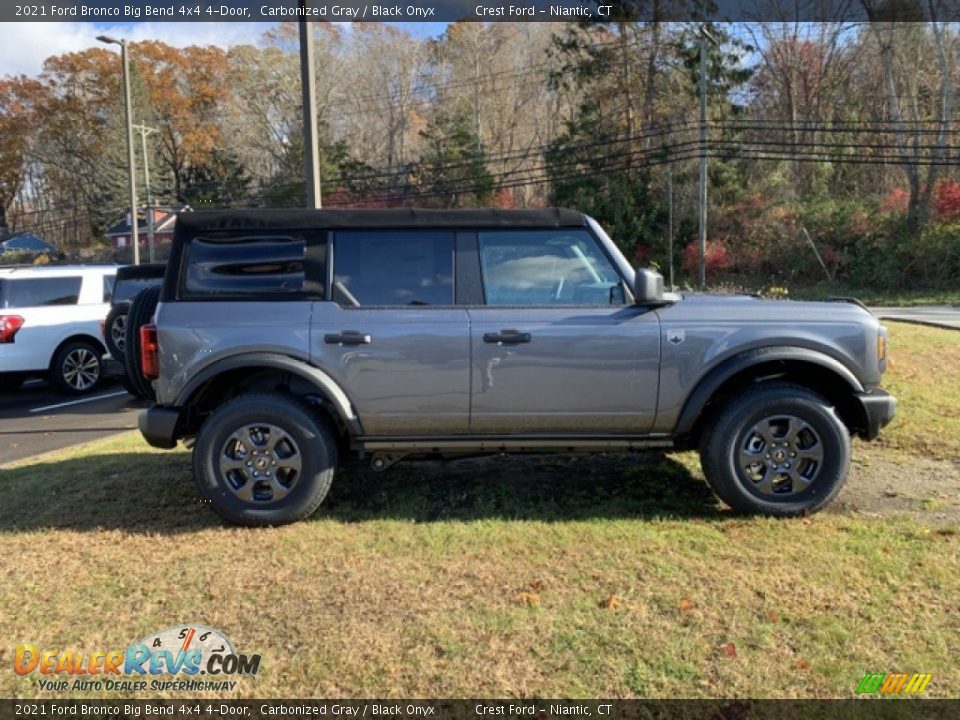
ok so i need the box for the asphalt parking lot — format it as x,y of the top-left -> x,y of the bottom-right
0,379 -> 146,465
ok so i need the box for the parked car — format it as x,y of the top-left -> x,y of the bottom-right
102,263 -> 165,363
0,264 -> 117,394
100,263 -> 165,398
137,208 -> 896,526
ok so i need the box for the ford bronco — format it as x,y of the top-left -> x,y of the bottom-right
137,208 -> 896,525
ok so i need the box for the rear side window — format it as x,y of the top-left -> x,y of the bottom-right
183,235 -> 312,298
113,277 -> 161,304
0,277 -> 82,308
333,231 -> 454,306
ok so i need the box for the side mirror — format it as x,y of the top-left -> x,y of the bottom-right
633,268 -> 664,304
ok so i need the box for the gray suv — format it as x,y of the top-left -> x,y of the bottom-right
138,208 -> 896,525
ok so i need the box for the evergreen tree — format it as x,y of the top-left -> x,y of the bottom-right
416,102 -> 494,208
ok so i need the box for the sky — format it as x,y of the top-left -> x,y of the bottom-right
0,21 -> 450,77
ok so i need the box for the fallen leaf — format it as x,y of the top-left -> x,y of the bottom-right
719,642 -> 737,658
765,611 -> 781,623
679,597 -> 695,613
515,592 -> 540,605
795,660 -> 810,670
599,594 -> 621,610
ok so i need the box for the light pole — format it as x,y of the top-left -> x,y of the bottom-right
134,124 -> 158,262
696,23 -> 718,291
697,27 -> 709,291
97,34 -> 139,265
298,10 -> 322,209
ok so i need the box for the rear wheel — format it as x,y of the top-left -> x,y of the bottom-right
123,286 -> 161,401
50,340 -> 103,395
699,383 -> 851,516
193,393 -> 338,526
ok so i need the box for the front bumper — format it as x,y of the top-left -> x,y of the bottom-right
139,405 -> 181,449
854,389 -> 898,440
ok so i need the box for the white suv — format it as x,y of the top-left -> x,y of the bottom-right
0,265 -> 117,394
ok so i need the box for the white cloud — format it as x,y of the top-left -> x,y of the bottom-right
0,22 -> 272,78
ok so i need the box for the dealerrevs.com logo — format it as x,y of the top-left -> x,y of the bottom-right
14,625 -> 262,693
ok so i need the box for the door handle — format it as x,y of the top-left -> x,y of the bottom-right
324,331 -> 372,345
483,329 -> 531,344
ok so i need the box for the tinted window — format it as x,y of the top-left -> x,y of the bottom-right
113,277 -> 161,304
334,231 -> 454,306
184,235 -> 308,297
478,230 -> 623,306
0,277 -> 82,308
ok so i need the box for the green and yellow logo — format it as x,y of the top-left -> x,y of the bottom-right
857,672 -> 932,695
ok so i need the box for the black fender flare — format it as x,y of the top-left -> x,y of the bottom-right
175,352 -> 363,436
674,346 -> 865,435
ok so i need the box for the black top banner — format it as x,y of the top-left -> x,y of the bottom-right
5,0 -> 960,23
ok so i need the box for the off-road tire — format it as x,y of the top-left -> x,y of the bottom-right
123,285 -> 161,401
699,382 -> 851,516
193,392 -> 338,526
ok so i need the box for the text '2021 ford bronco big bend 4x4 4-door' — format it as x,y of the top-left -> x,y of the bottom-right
138,208 -> 896,526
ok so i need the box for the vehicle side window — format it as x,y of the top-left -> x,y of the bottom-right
477,230 -> 624,306
103,275 -> 115,303
0,277 -> 82,308
333,231 -> 454,306
183,235 -> 315,299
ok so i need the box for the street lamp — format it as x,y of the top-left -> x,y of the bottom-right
134,124 -> 158,262
97,34 -> 140,265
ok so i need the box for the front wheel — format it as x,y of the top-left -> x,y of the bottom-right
699,383 -> 851,516
193,393 -> 338,526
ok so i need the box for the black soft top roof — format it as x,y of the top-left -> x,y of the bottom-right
174,207 -> 586,235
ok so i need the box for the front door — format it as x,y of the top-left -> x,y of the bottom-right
467,228 -> 660,434
310,229 -> 470,436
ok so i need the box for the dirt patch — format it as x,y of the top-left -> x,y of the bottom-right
830,444 -> 960,526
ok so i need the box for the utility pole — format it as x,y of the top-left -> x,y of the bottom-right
299,9 -> 322,209
97,34 -> 139,264
668,163 -> 674,290
698,27 -> 709,290
134,124 -> 158,263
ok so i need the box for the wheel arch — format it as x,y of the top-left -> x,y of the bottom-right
174,353 -> 362,440
49,333 -> 107,367
675,347 -> 867,445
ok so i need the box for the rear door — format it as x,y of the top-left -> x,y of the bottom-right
310,229 -> 470,436
467,228 -> 661,434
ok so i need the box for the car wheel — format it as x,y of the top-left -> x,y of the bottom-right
123,286 -> 161,402
0,373 -> 26,393
699,382 -> 851,517
193,393 -> 338,526
50,340 -> 103,395
104,305 -> 128,362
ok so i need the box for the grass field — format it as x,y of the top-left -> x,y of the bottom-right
0,322 -> 958,699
